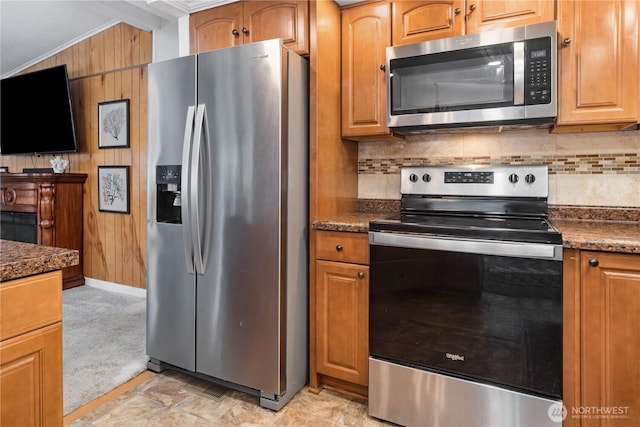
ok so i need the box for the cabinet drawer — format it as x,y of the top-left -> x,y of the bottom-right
316,231 -> 369,265
0,271 -> 62,341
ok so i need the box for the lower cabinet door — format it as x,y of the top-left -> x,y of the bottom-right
1,323 -> 63,427
316,260 -> 369,386
581,252 -> 640,427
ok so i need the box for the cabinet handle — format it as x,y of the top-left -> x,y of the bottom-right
242,27 -> 249,35
588,258 -> 599,267
336,244 -> 343,252
232,29 -> 239,37
469,3 -> 477,12
562,37 -> 572,46
358,271 -> 365,279
454,7 -> 461,15
380,64 -> 386,72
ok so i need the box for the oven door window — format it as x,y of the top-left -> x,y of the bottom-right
390,44 -> 515,115
369,244 -> 562,399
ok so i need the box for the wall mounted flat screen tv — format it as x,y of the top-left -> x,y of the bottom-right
1,64 -> 78,155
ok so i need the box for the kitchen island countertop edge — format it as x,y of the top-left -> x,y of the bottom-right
0,240 -> 79,282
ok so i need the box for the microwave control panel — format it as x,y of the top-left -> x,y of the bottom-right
524,37 -> 552,105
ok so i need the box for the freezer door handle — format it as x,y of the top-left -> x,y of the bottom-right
181,105 -> 196,274
191,104 -> 211,274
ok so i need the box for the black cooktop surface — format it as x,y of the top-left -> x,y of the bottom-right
370,213 -> 562,245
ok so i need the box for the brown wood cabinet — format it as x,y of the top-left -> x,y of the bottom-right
465,0 -> 555,34
0,173 -> 87,289
312,231 -> 369,396
556,0 -> 639,132
0,270 -> 63,427
190,1 -> 309,56
341,1 -> 394,140
563,249 -> 640,427
392,0 -> 464,45
392,0 -> 554,45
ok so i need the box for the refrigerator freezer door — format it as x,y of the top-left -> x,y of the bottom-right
195,40 -> 285,395
147,55 -> 198,371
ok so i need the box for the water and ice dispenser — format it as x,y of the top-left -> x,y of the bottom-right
156,165 -> 182,224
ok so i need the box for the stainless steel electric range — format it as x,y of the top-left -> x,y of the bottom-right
368,165 -> 563,427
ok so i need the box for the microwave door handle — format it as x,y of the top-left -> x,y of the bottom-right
513,42 -> 525,105
181,106 -> 196,274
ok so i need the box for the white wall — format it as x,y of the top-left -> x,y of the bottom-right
152,15 -> 189,62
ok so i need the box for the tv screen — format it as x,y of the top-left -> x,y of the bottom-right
0,64 -> 78,155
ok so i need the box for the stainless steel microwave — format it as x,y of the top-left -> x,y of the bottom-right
386,21 -> 557,131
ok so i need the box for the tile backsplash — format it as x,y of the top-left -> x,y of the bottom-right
358,129 -> 640,207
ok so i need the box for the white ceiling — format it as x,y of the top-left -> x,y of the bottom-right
0,0 -> 364,79
0,0 -> 230,78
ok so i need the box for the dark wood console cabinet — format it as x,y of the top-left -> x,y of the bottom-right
0,173 -> 87,289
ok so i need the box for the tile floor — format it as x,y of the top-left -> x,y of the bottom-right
68,370 -> 396,426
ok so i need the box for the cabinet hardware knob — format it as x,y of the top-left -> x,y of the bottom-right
232,29 -> 239,37
336,244 -> 343,252
588,258 -> 599,267
242,27 -> 249,35
469,4 -> 477,12
454,7 -> 461,15
380,64 -> 386,72
358,272 -> 365,279
563,37 -> 572,46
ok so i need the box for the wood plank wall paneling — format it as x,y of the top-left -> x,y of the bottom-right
0,23 -> 151,289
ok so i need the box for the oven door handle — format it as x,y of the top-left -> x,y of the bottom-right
369,231 -> 562,261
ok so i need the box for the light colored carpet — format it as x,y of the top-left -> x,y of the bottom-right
62,285 -> 147,415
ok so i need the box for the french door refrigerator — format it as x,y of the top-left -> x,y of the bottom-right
146,39 -> 308,411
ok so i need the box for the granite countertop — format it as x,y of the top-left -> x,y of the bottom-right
313,207 -> 640,254
552,219 -> 640,254
0,240 -> 79,282
313,212 -> 388,233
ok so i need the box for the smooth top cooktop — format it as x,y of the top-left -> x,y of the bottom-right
370,213 -> 562,245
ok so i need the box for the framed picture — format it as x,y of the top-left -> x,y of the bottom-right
98,99 -> 129,148
98,166 -> 130,214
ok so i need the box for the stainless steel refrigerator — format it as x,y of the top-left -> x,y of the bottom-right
146,39 -> 308,411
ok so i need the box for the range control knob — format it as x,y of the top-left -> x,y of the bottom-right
409,173 -> 419,183
422,173 -> 431,182
508,173 -> 519,184
525,173 -> 536,184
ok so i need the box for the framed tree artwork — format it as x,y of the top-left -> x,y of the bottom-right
98,99 -> 129,148
98,166 -> 130,213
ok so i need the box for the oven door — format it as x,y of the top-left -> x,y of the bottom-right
369,231 -> 562,399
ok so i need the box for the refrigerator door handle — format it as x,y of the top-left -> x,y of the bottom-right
191,103 -> 211,274
181,105 -> 196,274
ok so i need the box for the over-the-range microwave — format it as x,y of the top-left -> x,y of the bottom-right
386,20 -> 557,132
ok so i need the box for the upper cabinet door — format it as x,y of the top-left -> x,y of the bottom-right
190,1 -> 308,56
341,1 -> 391,139
190,2 -> 243,54
557,0 -> 638,127
243,1 -> 309,55
465,0 -> 555,34
392,0 -> 464,45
